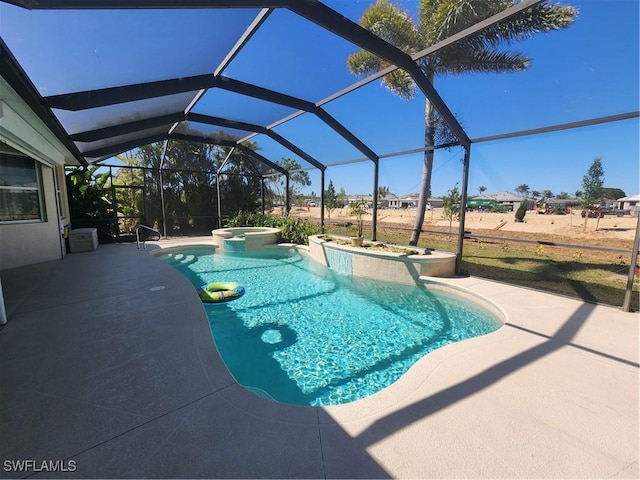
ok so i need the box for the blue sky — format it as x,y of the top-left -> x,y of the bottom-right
1,0 -> 638,199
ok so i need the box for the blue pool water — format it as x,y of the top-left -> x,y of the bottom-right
157,245 -> 501,406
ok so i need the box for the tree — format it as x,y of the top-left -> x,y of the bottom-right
515,199 -> 527,222
515,184 -> 530,197
347,0 -> 577,245
581,157 -> 605,232
378,186 -> 390,199
337,186 -> 347,209
349,199 -> 369,240
441,183 -> 461,233
324,180 -> 339,223
581,158 -> 605,206
602,187 -> 626,200
114,140 -> 263,233
529,190 -> 541,208
267,158 -> 311,215
478,185 -> 487,196
542,189 -> 554,200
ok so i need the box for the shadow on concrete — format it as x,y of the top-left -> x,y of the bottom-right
354,297 -> 596,448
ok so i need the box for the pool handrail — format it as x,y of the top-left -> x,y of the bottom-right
136,225 -> 162,249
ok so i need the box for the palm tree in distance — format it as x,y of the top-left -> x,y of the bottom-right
347,0 -> 577,245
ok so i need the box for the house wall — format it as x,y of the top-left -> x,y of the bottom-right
0,164 -> 67,270
0,76 -> 76,271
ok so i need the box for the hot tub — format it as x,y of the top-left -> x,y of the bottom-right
211,227 -> 281,252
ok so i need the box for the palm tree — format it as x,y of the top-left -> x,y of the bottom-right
347,0 -> 577,245
515,183 -> 531,197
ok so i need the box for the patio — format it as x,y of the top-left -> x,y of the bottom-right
1,238 -> 637,479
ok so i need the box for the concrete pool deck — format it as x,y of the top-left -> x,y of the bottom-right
1,236 -> 638,479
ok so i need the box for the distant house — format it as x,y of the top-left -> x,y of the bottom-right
616,195 -> 640,214
378,194 -> 398,209
386,194 -> 417,209
482,191 -> 528,212
346,194 -> 374,206
384,194 -> 443,209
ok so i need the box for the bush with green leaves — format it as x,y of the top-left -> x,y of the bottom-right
515,200 -> 527,222
224,212 -> 320,245
66,166 -> 118,243
225,211 -> 274,228
277,217 -> 320,245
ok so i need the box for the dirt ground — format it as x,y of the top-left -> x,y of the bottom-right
288,206 -> 638,249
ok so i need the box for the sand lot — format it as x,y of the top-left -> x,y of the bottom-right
288,206 -> 638,248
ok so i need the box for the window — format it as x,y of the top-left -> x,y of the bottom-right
0,145 -> 46,222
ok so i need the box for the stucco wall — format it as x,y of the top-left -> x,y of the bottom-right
1,75 -> 76,271
0,164 -> 65,270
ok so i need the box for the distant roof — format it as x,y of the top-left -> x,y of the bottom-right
485,191 -> 523,202
618,194 -> 640,201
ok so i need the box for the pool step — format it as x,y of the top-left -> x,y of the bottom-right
165,253 -> 197,266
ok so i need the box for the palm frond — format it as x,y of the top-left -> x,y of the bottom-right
437,47 -> 530,75
479,2 -> 578,47
428,0 -> 511,44
347,0 -> 424,98
347,50 -> 386,76
381,68 -> 416,99
433,112 -> 460,147
361,0 -> 423,52
418,0 -> 439,39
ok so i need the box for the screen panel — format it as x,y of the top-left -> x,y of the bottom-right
0,4 -> 262,96
173,121 -> 254,142
223,8 -> 362,102
75,126 -> 171,155
273,112 -> 371,165
52,92 -> 197,135
192,88 -> 299,127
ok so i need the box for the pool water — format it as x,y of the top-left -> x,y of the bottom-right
157,246 -> 501,406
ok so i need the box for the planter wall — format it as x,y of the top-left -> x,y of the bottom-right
308,235 -> 456,285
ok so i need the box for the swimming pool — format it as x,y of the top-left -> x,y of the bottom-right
156,245 -> 502,406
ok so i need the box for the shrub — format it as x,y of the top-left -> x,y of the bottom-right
515,200 -> 527,222
224,212 -> 320,245
349,199 -> 369,237
226,211 -> 273,228
276,217 -> 319,244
